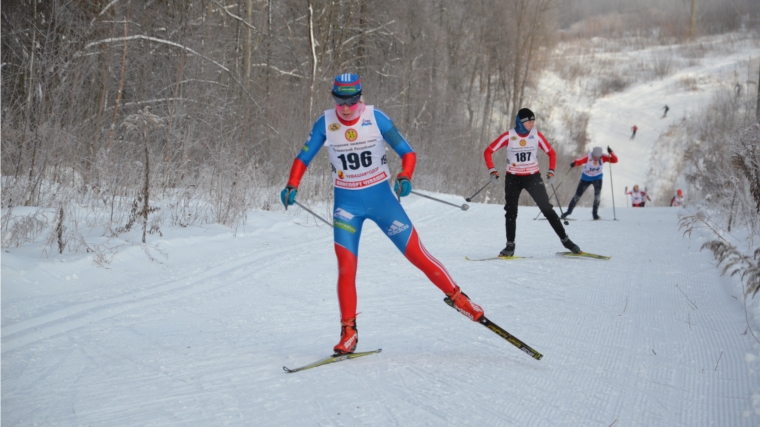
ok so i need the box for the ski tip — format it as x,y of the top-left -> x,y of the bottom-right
556,251 -> 611,260
283,366 -> 294,373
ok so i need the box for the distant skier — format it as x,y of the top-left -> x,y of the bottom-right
670,189 -> 684,207
625,185 -> 651,207
281,73 -> 484,355
561,146 -> 618,220
630,125 -> 638,139
483,107 -> 582,257
662,105 -> 669,118
735,83 -> 742,97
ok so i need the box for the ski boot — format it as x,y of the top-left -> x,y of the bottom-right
499,242 -> 516,257
333,318 -> 358,355
561,237 -> 581,254
446,286 -> 484,322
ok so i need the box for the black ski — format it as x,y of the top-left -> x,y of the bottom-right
443,298 -> 543,360
465,255 -> 531,261
556,251 -> 611,260
283,349 -> 382,373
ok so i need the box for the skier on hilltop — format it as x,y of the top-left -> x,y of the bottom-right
561,146 -> 618,221
625,185 -> 651,207
631,125 -> 638,139
280,73 -> 484,355
483,108 -> 582,258
670,189 -> 684,207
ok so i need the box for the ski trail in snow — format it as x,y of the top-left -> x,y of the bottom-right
2,200 -> 759,425
587,49 -> 757,208
6,39 -> 760,427
1,233 -> 335,353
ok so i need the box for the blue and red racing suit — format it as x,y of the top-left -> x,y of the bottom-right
285,105 -> 459,322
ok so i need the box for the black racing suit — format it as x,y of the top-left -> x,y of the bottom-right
503,173 -> 568,243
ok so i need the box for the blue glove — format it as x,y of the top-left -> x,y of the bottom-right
280,186 -> 297,208
394,177 -> 412,197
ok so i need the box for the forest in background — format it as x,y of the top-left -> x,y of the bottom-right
2,0 -> 759,251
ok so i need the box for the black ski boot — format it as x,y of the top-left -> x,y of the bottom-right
499,242 -> 516,257
561,237 -> 581,254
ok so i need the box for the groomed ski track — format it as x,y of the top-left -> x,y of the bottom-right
2,196 -> 758,426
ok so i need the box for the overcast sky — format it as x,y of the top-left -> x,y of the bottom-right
556,0 -> 756,29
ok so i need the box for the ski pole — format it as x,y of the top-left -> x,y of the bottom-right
465,179 -> 493,202
294,201 -> 333,227
535,168 -> 571,220
608,161 -> 618,221
411,190 -> 469,211
550,182 -> 570,226
535,180 -> 564,220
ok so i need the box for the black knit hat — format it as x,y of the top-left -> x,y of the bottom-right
518,108 -> 535,123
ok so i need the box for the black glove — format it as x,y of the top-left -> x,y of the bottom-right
569,161 -> 575,168
607,146 -> 613,154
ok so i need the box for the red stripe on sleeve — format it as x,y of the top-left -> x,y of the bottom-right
286,158 -> 308,188
483,130 -> 511,170
537,132 -> 556,171
399,152 -> 416,180
574,154 -> 589,166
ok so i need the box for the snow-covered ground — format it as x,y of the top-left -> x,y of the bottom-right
3,193 -> 760,426
538,33 -> 760,208
587,49 -> 758,208
4,31 -> 760,427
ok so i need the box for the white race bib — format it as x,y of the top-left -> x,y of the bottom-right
324,106 -> 390,189
582,152 -> 604,178
505,128 -> 541,175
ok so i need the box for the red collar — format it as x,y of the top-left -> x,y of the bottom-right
336,114 -> 360,126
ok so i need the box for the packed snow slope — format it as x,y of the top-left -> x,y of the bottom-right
586,47 -> 755,207
2,193 -> 759,426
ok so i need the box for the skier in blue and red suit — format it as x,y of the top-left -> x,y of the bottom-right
281,73 -> 484,355
562,146 -> 619,220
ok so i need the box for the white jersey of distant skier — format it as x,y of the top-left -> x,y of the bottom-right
497,127 -> 547,175
582,152 -> 604,178
323,106 -> 389,190
629,190 -> 647,205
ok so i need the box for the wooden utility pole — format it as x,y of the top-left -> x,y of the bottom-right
690,0 -> 697,38
756,63 -> 760,123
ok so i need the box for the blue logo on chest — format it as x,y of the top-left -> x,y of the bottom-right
361,119 -> 373,127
